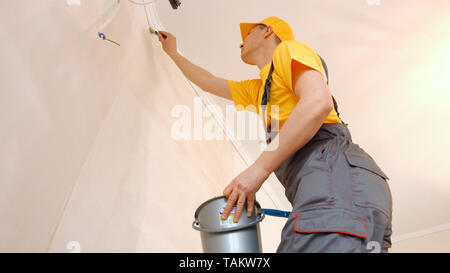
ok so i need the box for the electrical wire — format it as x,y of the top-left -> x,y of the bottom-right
143,1 -> 151,27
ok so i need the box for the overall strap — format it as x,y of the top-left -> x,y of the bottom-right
317,55 -> 346,125
261,62 -> 275,144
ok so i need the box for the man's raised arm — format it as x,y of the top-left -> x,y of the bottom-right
156,30 -> 232,100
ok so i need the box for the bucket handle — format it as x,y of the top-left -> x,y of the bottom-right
192,209 -> 265,233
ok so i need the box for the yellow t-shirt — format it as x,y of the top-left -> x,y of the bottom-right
228,40 -> 342,132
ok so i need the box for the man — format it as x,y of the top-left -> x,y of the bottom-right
155,16 -> 393,253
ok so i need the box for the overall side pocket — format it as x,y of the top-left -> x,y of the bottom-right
344,144 -> 391,217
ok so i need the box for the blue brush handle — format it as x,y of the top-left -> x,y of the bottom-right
153,30 -> 167,39
261,208 -> 290,218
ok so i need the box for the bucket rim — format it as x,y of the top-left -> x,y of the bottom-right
192,195 -> 265,233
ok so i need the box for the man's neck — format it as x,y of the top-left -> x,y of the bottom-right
256,42 -> 279,70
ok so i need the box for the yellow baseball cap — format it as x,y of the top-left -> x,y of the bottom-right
239,16 -> 294,43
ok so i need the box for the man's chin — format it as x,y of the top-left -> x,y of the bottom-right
240,55 -> 253,65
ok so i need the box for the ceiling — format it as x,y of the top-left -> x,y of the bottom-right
154,0 -> 450,243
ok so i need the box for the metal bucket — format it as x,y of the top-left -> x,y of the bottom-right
192,196 -> 265,253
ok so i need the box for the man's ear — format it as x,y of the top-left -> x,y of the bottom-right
264,26 -> 274,39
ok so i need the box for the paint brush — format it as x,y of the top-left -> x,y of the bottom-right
149,27 -> 167,39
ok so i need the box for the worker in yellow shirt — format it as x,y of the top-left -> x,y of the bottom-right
156,16 -> 392,253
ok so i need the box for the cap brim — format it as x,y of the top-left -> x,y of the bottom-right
239,23 -> 258,43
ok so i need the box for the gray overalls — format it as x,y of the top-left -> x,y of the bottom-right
261,57 -> 393,253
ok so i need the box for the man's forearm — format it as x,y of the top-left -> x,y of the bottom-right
168,51 -> 215,90
254,98 -> 333,174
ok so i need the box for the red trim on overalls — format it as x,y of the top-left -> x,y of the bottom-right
293,212 -> 368,239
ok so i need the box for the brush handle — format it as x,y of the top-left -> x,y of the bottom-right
158,32 -> 167,39
150,28 -> 167,39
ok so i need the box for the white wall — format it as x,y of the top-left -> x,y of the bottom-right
0,0 -> 283,252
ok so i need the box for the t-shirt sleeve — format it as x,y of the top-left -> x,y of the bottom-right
272,41 -> 325,96
227,79 -> 260,113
